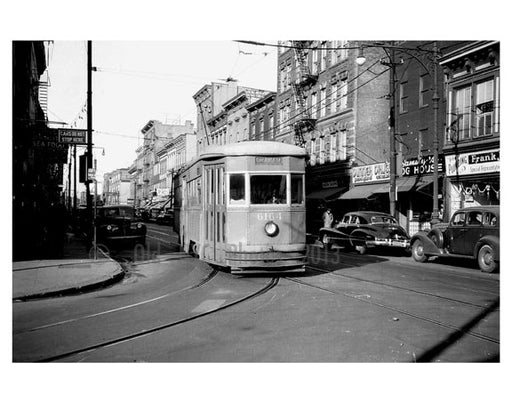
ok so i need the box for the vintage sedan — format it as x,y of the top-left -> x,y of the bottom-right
95,205 -> 147,246
319,211 -> 410,254
411,206 -> 499,273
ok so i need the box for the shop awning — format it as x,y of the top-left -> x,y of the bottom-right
306,187 -> 346,201
396,176 -> 434,192
339,177 -> 435,200
338,183 -> 388,199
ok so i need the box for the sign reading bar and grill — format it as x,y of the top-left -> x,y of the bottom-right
58,128 -> 87,144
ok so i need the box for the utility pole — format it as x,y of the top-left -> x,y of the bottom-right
73,144 -> 77,212
86,40 -> 93,227
380,47 -> 398,218
431,41 -> 441,224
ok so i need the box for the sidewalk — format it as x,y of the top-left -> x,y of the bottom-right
13,233 -> 124,301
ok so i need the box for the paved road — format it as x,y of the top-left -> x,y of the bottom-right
13,226 -> 499,362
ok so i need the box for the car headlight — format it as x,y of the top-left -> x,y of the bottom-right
106,225 -> 118,232
137,223 -> 142,229
264,221 -> 279,237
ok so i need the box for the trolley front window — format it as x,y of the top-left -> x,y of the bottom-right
250,175 -> 287,204
229,174 -> 246,204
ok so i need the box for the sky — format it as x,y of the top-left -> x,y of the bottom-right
46,41 -> 278,190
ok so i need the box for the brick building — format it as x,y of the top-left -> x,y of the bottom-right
274,41 -> 391,232
440,41 -> 500,218
247,92 -> 276,141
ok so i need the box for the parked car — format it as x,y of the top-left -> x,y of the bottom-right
156,207 -> 174,225
411,206 -> 499,273
319,211 -> 410,254
95,205 -> 147,246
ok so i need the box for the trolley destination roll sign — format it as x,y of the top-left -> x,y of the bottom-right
58,128 -> 87,144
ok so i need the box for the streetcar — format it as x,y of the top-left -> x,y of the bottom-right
173,141 -> 307,273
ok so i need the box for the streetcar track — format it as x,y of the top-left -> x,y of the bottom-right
307,264 -> 498,310
284,276 -> 499,345
15,269 -> 219,335
37,276 -> 279,362
308,247 -> 499,294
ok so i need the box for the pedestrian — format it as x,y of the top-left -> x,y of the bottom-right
322,208 -> 334,228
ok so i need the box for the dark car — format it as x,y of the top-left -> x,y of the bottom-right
95,205 -> 147,246
156,207 -> 174,225
319,211 -> 410,254
411,206 -> 499,273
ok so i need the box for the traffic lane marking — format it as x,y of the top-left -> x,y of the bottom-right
192,299 -> 226,313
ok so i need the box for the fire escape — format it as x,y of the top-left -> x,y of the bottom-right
291,41 -> 318,147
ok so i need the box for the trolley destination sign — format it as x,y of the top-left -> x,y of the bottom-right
58,128 -> 87,144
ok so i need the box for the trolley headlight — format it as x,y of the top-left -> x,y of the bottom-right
264,221 -> 279,237
137,223 -> 142,229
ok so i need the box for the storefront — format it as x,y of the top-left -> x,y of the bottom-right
338,159 -> 441,235
444,148 -> 500,217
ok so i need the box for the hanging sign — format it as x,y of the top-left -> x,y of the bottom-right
58,128 -> 87,144
352,162 -> 390,184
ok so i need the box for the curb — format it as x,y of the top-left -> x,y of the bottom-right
13,269 -> 126,302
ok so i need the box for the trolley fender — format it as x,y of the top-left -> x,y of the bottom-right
474,235 -> 500,261
411,232 -> 440,255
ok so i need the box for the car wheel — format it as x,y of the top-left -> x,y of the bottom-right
429,228 -> 444,248
321,233 -> 332,251
478,244 -> 497,273
412,239 -> 428,263
350,231 -> 367,254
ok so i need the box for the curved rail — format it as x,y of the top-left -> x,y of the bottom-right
37,277 -> 279,362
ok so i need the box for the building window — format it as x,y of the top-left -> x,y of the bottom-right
399,82 -> 408,113
337,130 -> 347,160
340,78 -> 348,110
311,92 -> 317,119
454,85 -> 472,140
320,87 -> 326,118
269,114 -> 274,140
331,40 -> 348,64
330,133 -> 337,162
312,49 -> 319,74
320,42 -> 327,71
419,74 -> 430,108
475,78 -> 494,137
319,137 -> 325,164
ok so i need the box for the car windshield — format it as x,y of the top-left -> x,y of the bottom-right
100,207 -> 134,218
371,215 -> 397,224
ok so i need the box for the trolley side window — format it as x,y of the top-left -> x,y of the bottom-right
250,175 -> 287,204
291,174 -> 304,204
229,174 -> 246,205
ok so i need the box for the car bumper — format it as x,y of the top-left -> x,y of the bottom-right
368,239 -> 410,248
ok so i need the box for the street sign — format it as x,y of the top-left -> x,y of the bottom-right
88,168 -> 96,181
58,128 -> 87,144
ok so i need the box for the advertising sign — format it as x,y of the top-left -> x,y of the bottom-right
445,149 -> 500,177
352,162 -> 390,184
402,155 -> 444,176
157,188 -> 170,196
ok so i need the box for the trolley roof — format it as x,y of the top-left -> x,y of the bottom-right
198,141 -> 307,160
